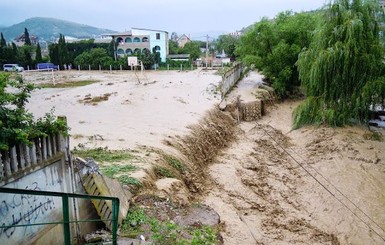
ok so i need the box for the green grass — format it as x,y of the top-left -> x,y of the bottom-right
38,80 -> 98,88
99,164 -> 137,178
163,154 -> 187,173
72,147 -> 135,162
118,175 -> 142,186
120,207 -> 219,244
154,166 -> 176,178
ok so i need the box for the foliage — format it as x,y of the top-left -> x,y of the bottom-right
180,41 -> 202,60
35,43 -> 43,63
72,147 -> 135,162
163,154 -> 187,173
118,175 -> 142,186
154,166 -> 176,178
236,11 -> 319,99
161,59 -> 191,70
169,40 -> 179,54
0,74 -> 68,150
38,80 -> 98,88
294,0 -> 384,128
24,28 -> 31,46
121,206 -> 219,244
98,164 -> 137,178
169,40 -> 202,60
215,34 -> 239,60
66,39 -> 113,62
74,48 -> 113,69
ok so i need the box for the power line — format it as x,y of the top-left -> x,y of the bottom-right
258,124 -> 385,243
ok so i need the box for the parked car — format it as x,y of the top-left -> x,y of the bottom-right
3,64 -> 24,72
37,63 -> 58,71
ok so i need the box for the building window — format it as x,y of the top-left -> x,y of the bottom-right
154,46 -> 161,52
156,33 -> 160,40
126,49 -> 133,55
125,37 -> 132,43
116,37 -> 123,44
117,48 -> 124,55
142,37 -> 149,42
133,37 -> 141,43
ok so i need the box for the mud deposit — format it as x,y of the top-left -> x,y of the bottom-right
199,103 -> 385,245
24,70 -> 385,244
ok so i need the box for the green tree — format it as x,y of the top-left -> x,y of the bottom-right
294,0 -> 385,128
152,47 -> 161,66
35,43 -> 43,63
236,11 -> 319,98
17,45 -> 34,69
24,28 -> 31,45
0,74 -> 68,150
169,40 -> 180,54
215,34 -> 239,60
49,43 -> 59,64
74,48 -> 113,69
180,41 -> 201,60
58,34 -> 69,68
0,32 -> 6,47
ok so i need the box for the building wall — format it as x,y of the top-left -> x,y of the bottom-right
132,28 -> 169,62
0,160 -> 69,245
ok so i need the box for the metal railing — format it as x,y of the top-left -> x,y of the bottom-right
0,187 -> 120,245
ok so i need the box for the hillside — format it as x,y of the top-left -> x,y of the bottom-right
0,17 -> 116,41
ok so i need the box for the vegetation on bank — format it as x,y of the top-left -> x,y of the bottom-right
121,206 -> 219,245
0,73 -> 69,150
236,0 -> 385,128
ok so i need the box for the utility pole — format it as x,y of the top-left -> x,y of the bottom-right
206,35 -> 209,69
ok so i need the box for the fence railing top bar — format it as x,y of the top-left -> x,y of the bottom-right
0,187 -> 119,202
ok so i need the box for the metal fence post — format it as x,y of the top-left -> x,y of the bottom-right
62,194 -> 71,245
111,198 -> 120,245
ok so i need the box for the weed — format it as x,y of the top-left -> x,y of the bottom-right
121,207 -> 147,238
120,206 -> 219,244
100,164 -> 137,178
38,80 -> 98,88
72,147 -> 135,162
163,154 -> 187,173
118,175 -> 142,186
154,166 -> 176,178
363,131 -> 383,141
190,225 -> 218,245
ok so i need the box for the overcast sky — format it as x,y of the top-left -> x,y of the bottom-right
0,0 -> 327,36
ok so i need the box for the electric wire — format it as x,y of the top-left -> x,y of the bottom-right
259,124 -> 385,243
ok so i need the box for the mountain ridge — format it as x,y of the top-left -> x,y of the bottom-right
0,17 -> 117,42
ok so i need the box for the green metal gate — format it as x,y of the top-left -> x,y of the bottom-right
0,187 -> 120,245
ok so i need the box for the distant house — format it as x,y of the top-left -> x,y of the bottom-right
177,34 -> 191,48
14,33 -> 38,46
109,28 -> 169,62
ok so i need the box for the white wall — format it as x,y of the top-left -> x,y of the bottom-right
0,160 -> 70,245
132,28 -> 169,62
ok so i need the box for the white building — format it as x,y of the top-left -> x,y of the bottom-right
110,28 -> 169,62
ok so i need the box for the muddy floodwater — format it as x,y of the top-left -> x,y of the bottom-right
24,69 -> 385,244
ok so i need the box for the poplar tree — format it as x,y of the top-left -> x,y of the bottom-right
294,0 -> 385,128
0,32 -> 6,47
24,28 -> 31,45
35,43 -> 42,63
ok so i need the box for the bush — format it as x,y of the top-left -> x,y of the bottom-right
0,73 -> 69,150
